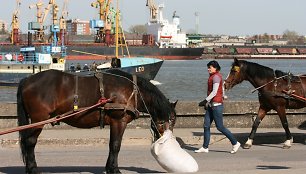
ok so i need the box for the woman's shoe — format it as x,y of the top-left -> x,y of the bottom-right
231,142 -> 241,154
194,147 -> 209,153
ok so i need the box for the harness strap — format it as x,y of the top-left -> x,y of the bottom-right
94,72 -> 105,128
74,75 -> 79,111
133,75 -> 138,109
94,72 -> 104,98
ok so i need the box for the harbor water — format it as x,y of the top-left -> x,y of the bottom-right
0,59 -> 305,102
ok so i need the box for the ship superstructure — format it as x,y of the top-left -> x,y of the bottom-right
146,0 -> 187,48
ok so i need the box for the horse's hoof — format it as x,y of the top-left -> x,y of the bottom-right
282,145 -> 291,149
243,144 -> 252,149
106,168 -> 121,174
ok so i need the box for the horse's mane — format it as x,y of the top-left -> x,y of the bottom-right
105,69 -> 172,119
237,60 -> 301,81
238,60 -> 274,79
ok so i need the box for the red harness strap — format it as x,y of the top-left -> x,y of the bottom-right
282,90 -> 306,102
0,97 -> 113,136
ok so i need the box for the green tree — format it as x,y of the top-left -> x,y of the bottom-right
128,25 -> 147,34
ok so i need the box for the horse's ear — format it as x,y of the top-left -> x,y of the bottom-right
234,57 -> 239,63
234,57 -> 240,66
171,100 -> 178,108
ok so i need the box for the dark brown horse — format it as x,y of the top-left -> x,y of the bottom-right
17,69 -> 177,174
224,58 -> 306,149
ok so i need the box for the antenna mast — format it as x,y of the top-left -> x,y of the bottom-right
195,11 -> 199,34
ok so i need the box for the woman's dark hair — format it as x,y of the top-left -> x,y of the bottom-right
207,60 -> 221,71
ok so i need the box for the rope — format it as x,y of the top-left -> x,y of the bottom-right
0,98 -> 112,136
250,75 -> 286,93
250,74 -> 306,93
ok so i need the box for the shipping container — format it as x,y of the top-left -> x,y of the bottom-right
213,47 -> 230,54
203,47 -> 215,54
297,48 -> 306,54
256,48 -> 273,54
276,48 -> 297,54
142,34 -> 155,46
229,47 -> 236,54
235,47 -> 256,54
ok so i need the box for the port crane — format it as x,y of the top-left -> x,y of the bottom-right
29,0 -> 60,44
146,0 -> 158,22
29,0 -> 45,42
11,0 -> 21,45
59,0 -> 69,45
90,0 -> 114,43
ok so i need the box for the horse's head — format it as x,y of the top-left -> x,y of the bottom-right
151,100 -> 177,141
224,58 -> 245,90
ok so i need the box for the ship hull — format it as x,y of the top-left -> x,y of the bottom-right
0,45 -> 203,60
0,58 -> 163,86
67,46 -> 203,60
117,57 -> 163,80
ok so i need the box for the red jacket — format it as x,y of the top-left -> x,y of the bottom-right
207,72 -> 223,103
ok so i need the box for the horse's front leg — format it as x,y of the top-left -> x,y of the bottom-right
244,106 -> 269,149
105,117 -> 128,174
276,107 -> 293,149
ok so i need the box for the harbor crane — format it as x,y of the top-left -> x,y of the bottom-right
146,0 -> 158,22
90,0 -> 113,43
59,0 -> 69,45
29,0 -> 45,42
44,0 -> 60,45
11,0 -> 21,45
28,0 -> 60,44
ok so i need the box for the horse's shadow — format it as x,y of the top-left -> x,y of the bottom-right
298,120 -> 306,130
0,166 -> 163,174
177,131 -> 306,151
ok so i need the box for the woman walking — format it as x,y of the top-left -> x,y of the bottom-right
195,60 -> 240,154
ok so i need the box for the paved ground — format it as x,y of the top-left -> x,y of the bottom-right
0,143 -> 305,174
0,127 -> 305,173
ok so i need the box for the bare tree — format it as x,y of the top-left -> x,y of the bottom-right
128,25 -> 147,34
283,30 -> 302,45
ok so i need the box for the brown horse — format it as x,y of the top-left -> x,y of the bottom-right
17,69 -> 177,174
224,58 -> 306,149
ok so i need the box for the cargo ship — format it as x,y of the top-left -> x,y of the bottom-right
201,46 -> 306,59
0,0 -> 165,85
0,0 -> 204,61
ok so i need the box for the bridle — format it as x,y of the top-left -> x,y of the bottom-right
102,72 -> 174,138
225,65 -> 243,89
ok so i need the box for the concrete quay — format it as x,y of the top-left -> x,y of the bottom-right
1,101 -> 306,129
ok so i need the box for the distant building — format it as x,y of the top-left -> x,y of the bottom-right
0,20 -> 8,33
66,19 -> 91,35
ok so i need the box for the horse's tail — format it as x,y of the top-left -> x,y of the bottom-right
17,77 -> 29,163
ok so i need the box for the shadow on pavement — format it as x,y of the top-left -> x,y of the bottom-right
178,131 -> 305,151
298,121 -> 306,130
0,166 -> 162,174
256,165 -> 291,170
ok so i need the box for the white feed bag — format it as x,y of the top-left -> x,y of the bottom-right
151,130 -> 199,173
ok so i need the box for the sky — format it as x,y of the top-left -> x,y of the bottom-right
1,0 -> 306,36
